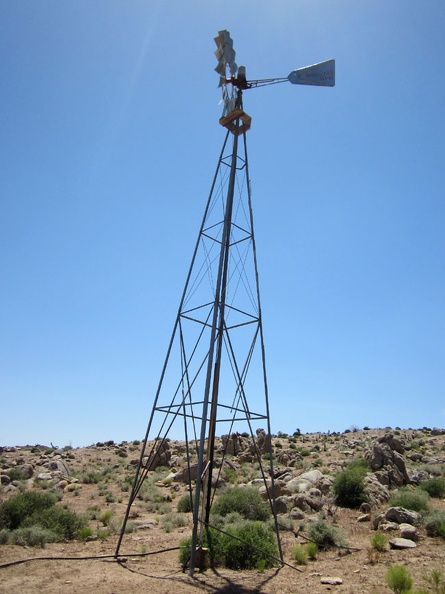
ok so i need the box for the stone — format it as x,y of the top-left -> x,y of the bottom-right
372,512 -> 386,530
320,577 -> 343,585
274,496 -> 293,514
410,470 -> 430,484
1,474 -> 11,485
286,477 -> 311,493
399,523 -> 418,540
36,472 -> 53,482
17,464 -> 34,479
249,428 -> 272,455
357,514 -> 371,522
289,507 -> 305,520
172,464 -> 198,484
378,433 -> 405,454
359,502 -> 372,513
219,433 -> 248,455
316,475 -> 334,495
258,480 -> 290,499
299,469 -> 324,484
380,521 -> 399,532
365,441 -> 409,487
364,473 -> 391,506
145,440 -> 171,470
389,538 -> 417,549
385,507 -> 421,526
48,459 -> 70,477
133,519 -> 158,529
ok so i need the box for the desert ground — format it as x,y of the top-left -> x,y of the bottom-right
1,426 -> 444,594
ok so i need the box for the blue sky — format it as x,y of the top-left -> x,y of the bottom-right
1,1 -> 444,447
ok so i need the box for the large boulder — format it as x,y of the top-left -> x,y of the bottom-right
385,506 -> 421,526
365,440 -> 410,487
219,433 -> 248,456
144,440 -> 171,470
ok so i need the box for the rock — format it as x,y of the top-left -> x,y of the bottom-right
385,507 -> 421,526
378,433 -> 405,454
399,523 -> 418,540
251,428 -> 272,455
299,469 -> 324,484
172,464 -> 198,484
293,493 -> 323,513
289,507 -> 305,520
145,440 -> 171,470
380,521 -> 399,531
258,479 -> 290,499
219,433 -> 248,455
359,502 -> 372,513
410,470 -> 430,484
365,441 -> 410,486
286,477 -> 311,493
364,473 -> 391,506
133,519 -> 158,529
17,464 -> 34,479
1,474 -> 11,485
48,459 -> 70,477
64,483 -> 81,493
389,538 -> 417,549
372,512 -> 386,530
357,514 -> 371,522
274,496 -> 293,514
320,577 -> 343,585
315,475 -> 334,495
36,472 -> 53,482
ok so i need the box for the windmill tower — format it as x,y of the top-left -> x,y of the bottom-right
115,30 -> 335,576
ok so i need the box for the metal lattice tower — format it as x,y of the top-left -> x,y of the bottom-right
115,30 -> 335,576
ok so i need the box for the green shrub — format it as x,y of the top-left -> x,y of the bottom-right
0,492 -> 88,545
99,510 -> 115,526
0,491 -> 58,530
23,505 -> 86,540
419,477 -> 445,499
389,487 -> 430,513
333,468 -> 368,508
424,510 -> 445,538
212,487 -> 270,521
292,544 -> 308,565
307,519 -> 345,549
9,526 -> 59,548
177,493 -> 193,513
179,521 -> 277,570
385,564 -> 413,594
5,468 -> 28,482
305,541 -> 318,560
371,532 -> 387,552
347,457 -> 370,474
161,513 -> 188,533
423,568 -> 445,594
78,526 -> 93,541
222,521 -> 277,569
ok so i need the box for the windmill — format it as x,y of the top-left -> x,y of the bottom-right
115,30 -> 335,576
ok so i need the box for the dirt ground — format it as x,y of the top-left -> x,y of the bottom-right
1,429 -> 444,593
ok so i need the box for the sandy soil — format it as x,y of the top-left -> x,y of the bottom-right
1,429 -> 444,593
